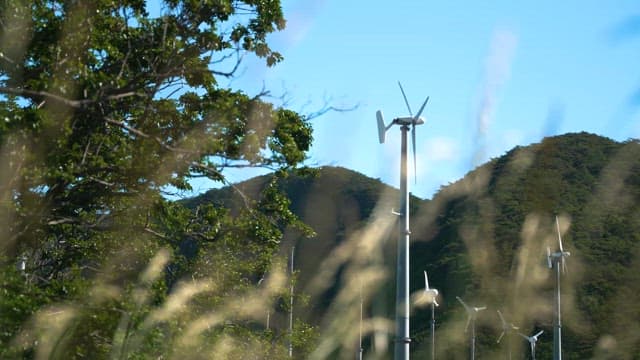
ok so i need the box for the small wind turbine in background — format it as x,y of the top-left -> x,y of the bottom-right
518,329 -> 544,360
423,270 -> 439,360
547,215 -> 570,360
496,310 -> 519,360
376,82 -> 430,360
456,296 -> 486,360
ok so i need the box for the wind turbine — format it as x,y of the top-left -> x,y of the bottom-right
456,296 -> 486,360
518,330 -> 544,360
547,215 -> 570,360
496,310 -> 519,360
424,271 -> 439,360
376,82 -> 430,360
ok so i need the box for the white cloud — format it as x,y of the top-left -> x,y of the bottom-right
276,0 -> 328,48
476,29 -> 518,135
422,136 -> 459,162
415,136 -> 460,185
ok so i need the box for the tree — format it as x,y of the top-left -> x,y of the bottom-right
0,0 -> 315,357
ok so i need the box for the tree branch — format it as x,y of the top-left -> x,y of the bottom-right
0,86 -> 144,108
104,116 -> 194,154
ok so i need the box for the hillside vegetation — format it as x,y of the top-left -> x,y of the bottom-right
192,132 -> 640,359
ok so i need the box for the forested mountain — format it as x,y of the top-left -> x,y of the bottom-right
410,132 -> 640,359
190,132 -> 640,359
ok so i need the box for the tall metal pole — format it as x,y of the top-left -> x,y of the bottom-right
358,283 -> 364,360
266,311 -> 270,330
553,260 -> 562,360
394,125 -> 411,360
289,246 -> 295,358
431,303 -> 435,360
470,318 -> 476,360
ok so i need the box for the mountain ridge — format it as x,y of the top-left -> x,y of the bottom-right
185,132 -> 640,358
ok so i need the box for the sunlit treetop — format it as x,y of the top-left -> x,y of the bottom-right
0,0 -> 313,269
0,0 -> 311,194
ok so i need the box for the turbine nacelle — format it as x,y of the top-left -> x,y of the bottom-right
376,112 -> 425,144
393,116 -> 425,126
424,290 -> 439,306
551,251 -> 571,258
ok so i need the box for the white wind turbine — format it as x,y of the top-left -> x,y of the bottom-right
376,82 -> 430,360
547,215 -> 570,360
456,296 -> 486,360
496,310 -> 519,360
423,270 -> 439,360
518,329 -> 544,360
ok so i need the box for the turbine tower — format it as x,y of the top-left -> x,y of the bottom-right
376,82 -> 430,360
358,281 -> 364,360
547,216 -> 570,360
423,270 -> 439,360
518,330 -> 544,360
496,310 -> 519,360
289,246 -> 295,358
456,296 -> 486,360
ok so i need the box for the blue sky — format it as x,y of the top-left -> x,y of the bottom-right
199,1 -> 640,199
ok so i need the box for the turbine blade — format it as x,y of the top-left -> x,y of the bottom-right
423,270 -> 430,290
497,310 -> 506,325
535,330 -> 544,338
398,81 -> 413,116
547,247 -> 552,269
497,331 -> 505,343
562,258 -> 568,274
464,316 -> 471,333
412,123 -> 417,184
376,110 -> 386,144
456,296 -> 470,312
556,216 -> 564,252
518,332 -> 528,340
415,96 -> 430,119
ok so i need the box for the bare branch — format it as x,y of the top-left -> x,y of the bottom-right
211,47 -> 245,77
88,176 -> 115,187
104,117 -> 194,154
0,86 -> 144,108
144,227 -> 168,239
305,96 -> 360,120
47,218 -> 76,225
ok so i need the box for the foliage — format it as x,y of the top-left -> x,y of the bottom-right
194,134 -> 640,358
0,0 -> 316,358
411,133 -> 640,359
